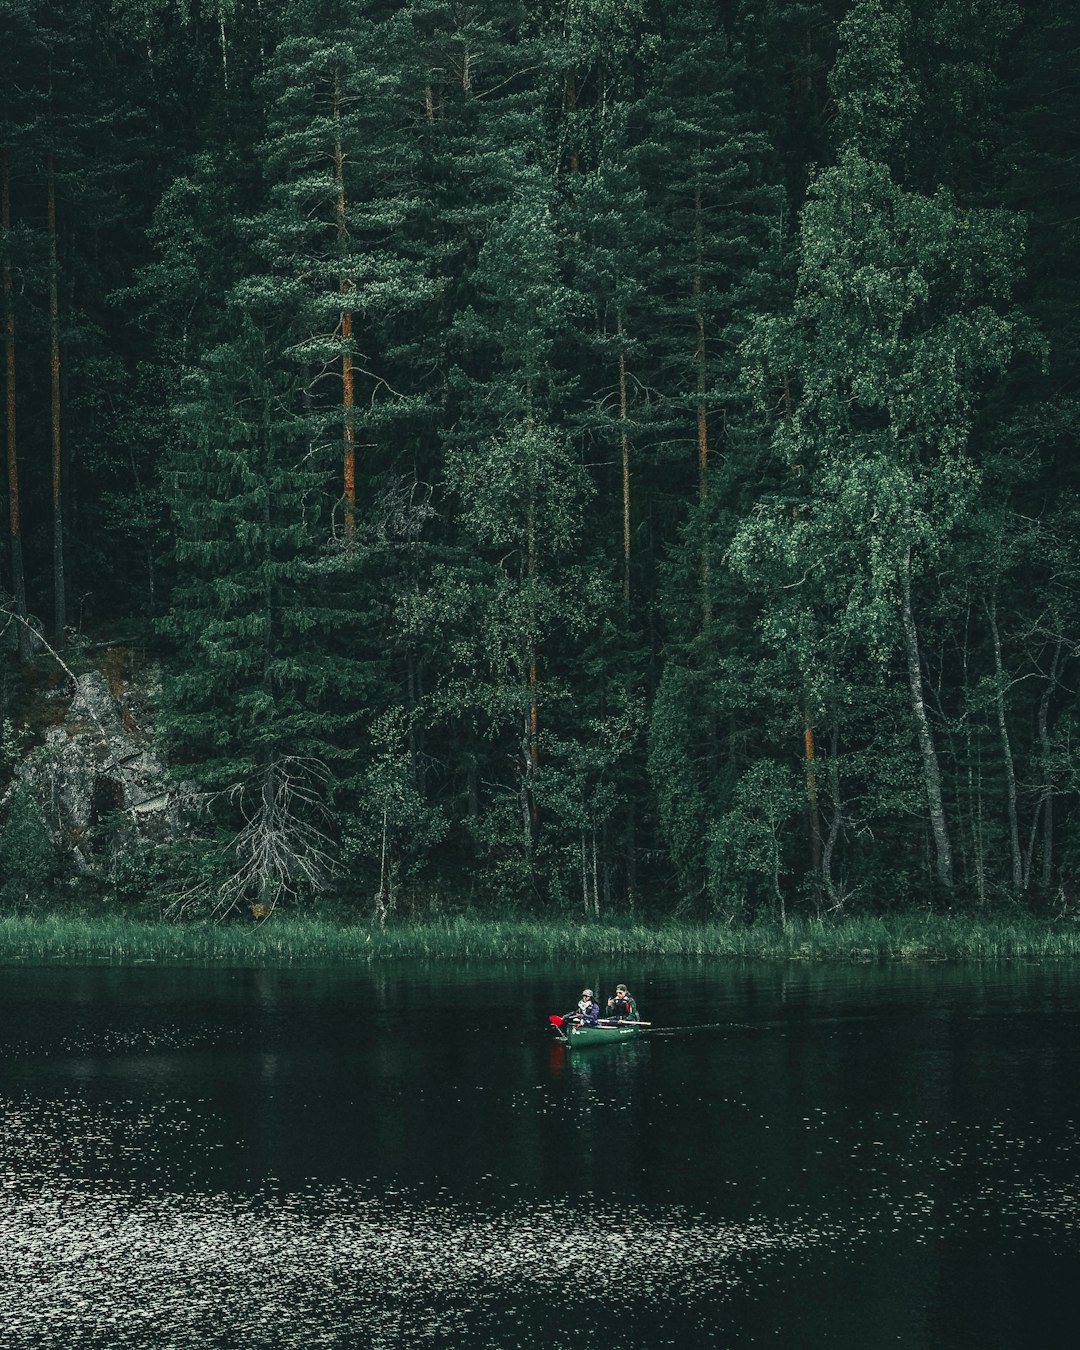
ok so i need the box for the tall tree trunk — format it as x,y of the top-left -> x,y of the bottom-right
772,820 -> 785,926
613,313 -> 637,891
564,72 -> 579,174
804,713 -> 822,874
781,376 -> 819,875
524,381 -> 539,830
592,828 -> 599,919
218,15 -> 230,94
334,78 -> 355,544
984,594 -> 1022,892
961,605 -> 985,902
407,644 -> 427,796
821,727 -> 842,908
616,309 -> 636,894
692,187 -> 711,626
1038,642 -> 1063,893
617,308 -> 630,609
525,499 -> 539,830
974,734 -> 986,904
47,155 -> 65,639
2,152 -> 30,660
901,543 -> 953,889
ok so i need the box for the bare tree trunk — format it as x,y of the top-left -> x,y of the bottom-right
218,15 -> 230,94
375,805 -> 389,925
902,543 -> 953,889
193,757 -> 334,921
984,595 -> 1022,892
603,823 -> 612,911
592,828 -> 599,919
520,715 -> 534,839
47,155 -> 65,639
2,152 -> 30,661
961,605 -> 985,902
1022,793 -> 1043,896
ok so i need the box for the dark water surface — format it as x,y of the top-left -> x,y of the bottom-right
2,959 -> 1079,1347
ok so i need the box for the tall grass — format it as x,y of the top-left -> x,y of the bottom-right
1,912 -> 1080,964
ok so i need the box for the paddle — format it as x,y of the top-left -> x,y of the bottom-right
549,1013 -> 653,1031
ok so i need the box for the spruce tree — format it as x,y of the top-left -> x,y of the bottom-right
640,0 -> 790,911
160,304 -> 366,913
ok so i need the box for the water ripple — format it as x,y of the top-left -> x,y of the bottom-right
0,1182 -> 827,1348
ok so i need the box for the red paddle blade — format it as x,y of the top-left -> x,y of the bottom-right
548,1014 -> 564,1027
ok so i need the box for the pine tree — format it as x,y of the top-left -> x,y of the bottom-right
640,0 -> 791,910
255,0 -> 432,545
160,301 -> 369,913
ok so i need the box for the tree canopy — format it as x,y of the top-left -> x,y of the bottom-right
2,0 -> 1079,920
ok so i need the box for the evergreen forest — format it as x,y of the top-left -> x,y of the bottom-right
2,0 -> 1079,923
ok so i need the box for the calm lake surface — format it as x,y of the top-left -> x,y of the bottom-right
2,958 -> 1079,1348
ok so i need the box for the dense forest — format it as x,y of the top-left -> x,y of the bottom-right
1,0 -> 1078,921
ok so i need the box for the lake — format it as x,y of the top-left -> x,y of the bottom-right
1,958 -> 1079,1347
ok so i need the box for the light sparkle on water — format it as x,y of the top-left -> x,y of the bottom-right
3,961 -> 1080,1349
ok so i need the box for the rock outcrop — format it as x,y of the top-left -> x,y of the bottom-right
9,660 -> 182,875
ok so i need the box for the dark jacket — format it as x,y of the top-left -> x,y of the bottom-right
607,992 -> 638,1021
568,999 -> 600,1025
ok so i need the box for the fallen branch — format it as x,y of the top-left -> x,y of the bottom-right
0,606 -> 110,742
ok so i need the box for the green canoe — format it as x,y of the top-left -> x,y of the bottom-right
555,1020 -> 646,1048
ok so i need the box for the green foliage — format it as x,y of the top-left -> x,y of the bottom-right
0,784 -> 59,907
0,720 -> 19,786
2,0 -> 1078,921
648,662 -> 715,902
831,0 -> 919,160
707,760 -> 800,919
344,706 -> 448,912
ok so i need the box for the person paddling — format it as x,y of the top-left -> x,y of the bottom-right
606,983 -> 639,1022
566,989 -> 599,1026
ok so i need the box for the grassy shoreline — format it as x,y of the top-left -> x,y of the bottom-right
1,912 -> 1080,964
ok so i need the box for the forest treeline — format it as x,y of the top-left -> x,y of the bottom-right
1,0 -> 1078,920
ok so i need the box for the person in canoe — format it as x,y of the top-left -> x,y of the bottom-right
606,983 -> 639,1022
567,989 -> 600,1026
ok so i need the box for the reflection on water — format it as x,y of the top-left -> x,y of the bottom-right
0,1177 -> 817,1348
1,960 -> 1080,1347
